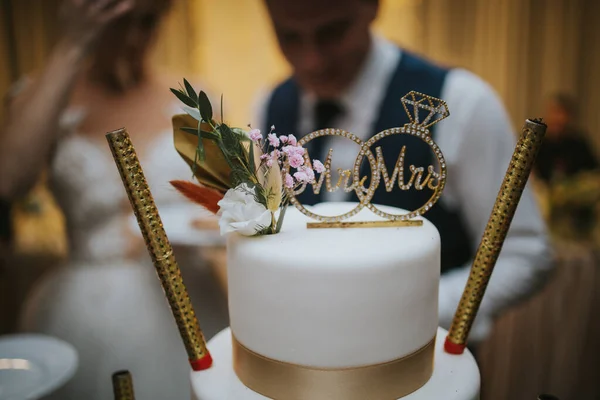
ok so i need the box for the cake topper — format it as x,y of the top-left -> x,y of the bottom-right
168,81 -> 449,236
285,91 -> 449,228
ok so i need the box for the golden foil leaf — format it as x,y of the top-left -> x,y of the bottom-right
172,113 -> 231,193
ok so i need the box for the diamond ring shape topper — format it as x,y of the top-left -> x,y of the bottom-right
401,91 -> 449,128
285,91 -> 450,228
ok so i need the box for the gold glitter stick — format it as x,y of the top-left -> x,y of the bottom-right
106,128 -> 212,370
444,119 -> 546,354
112,370 -> 135,400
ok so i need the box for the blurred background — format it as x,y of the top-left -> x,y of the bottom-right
1,0 -> 599,399
2,0 -> 600,135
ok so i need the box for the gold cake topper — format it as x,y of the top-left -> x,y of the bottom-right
285,91 -> 449,228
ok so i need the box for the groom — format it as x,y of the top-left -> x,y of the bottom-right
256,0 -> 553,343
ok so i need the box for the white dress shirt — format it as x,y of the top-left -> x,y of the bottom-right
254,35 -> 553,342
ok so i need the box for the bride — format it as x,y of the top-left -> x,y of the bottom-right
0,1 -> 228,399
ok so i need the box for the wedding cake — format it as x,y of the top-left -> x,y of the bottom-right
163,87 -> 484,399
190,203 -> 479,400
106,78 -> 544,398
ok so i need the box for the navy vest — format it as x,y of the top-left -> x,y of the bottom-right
264,51 -> 472,273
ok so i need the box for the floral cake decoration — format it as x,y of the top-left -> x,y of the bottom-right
170,80 -> 324,237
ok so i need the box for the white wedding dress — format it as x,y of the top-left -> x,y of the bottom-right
18,107 -> 229,400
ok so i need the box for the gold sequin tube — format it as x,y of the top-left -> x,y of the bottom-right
444,119 -> 547,354
112,370 -> 135,400
106,128 -> 212,370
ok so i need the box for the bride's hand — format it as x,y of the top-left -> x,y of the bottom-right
59,0 -> 134,53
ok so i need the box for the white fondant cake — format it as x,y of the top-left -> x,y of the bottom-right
191,203 -> 480,399
229,203 -> 440,368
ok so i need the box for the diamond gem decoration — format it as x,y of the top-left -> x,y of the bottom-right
401,91 -> 450,129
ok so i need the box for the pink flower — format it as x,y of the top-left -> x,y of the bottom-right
266,159 -> 274,167
294,166 -> 315,183
313,160 -> 325,173
303,166 -> 315,182
249,129 -> 262,142
284,173 -> 294,188
260,154 -> 270,160
267,133 -> 280,148
289,153 -> 304,168
281,145 -> 293,155
293,170 -> 308,182
287,135 -> 297,146
282,145 -> 305,157
280,136 -> 288,144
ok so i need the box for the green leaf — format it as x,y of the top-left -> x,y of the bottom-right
170,88 -> 197,108
180,126 -> 197,135
232,127 -> 250,142
235,181 -> 267,209
180,126 -> 220,141
183,79 -> 198,103
220,94 -> 224,124
253,184 -> 268,207
275,205 -> 288,233
248,138 -> 255,174
230,168 -> 250,187
255,224 -> 273,236
198,91 -> 213,122
242,180 -> 257,192
220,123 -> 242,157
192,146 -> 199,176
196,147 -> 205,162
196,120 -> 206,161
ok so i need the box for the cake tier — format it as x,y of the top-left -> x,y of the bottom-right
228,202 -> 440,369
191,327 -> 480,400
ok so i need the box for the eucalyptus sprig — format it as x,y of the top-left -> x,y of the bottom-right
171,80 -> 267,207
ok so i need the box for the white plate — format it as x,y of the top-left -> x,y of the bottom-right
128,202 -> 225,248
0,334 -> 78,400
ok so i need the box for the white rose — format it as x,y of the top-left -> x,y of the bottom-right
217,184 -> 272,236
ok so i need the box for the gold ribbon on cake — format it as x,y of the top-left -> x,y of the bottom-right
232,334 -> 436,400
444,119 -> 547,354
106,128 -> 212,370
112,370 -> 135,400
